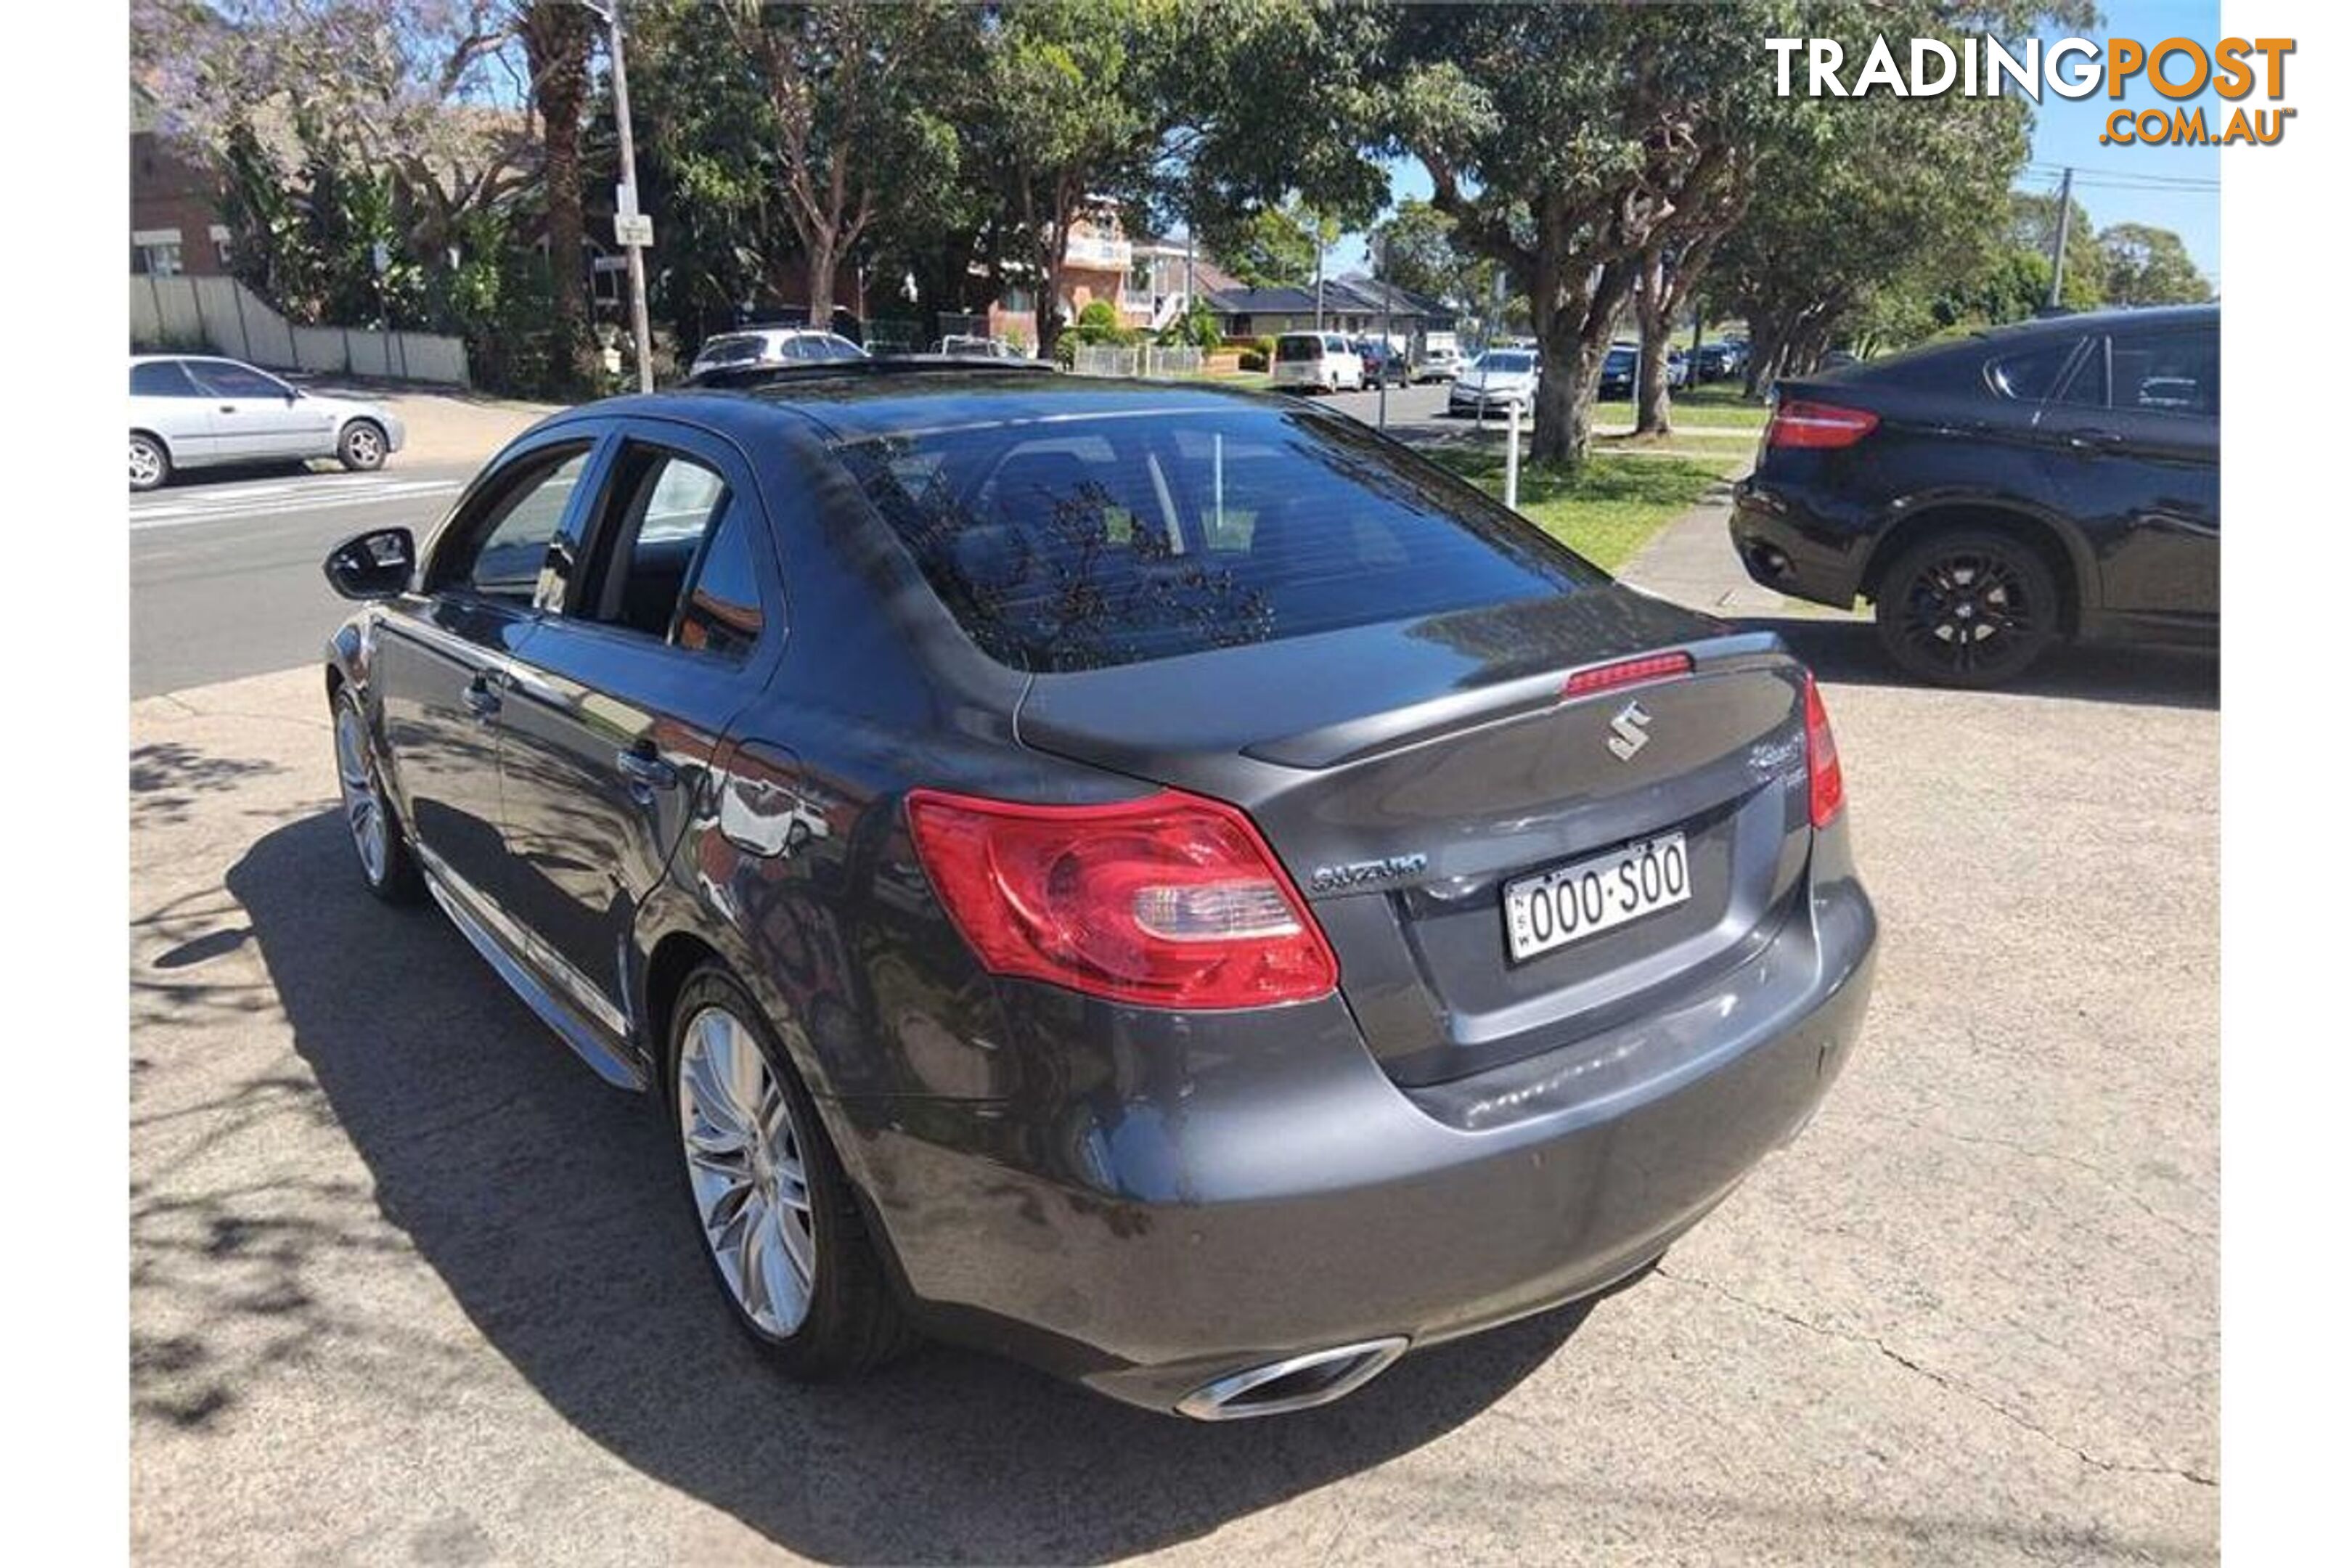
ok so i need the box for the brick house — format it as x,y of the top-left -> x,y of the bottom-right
131,86 -> 232,277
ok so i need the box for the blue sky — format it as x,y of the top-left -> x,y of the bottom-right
1331,4 -> 2223,293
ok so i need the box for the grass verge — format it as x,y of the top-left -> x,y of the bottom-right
1426,444 -> 1736,573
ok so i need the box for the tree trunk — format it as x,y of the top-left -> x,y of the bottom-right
1633,245 -> 1673,436
520,2 -> 597,395
804,230 -> 837,330
1528,258 -> 1633,467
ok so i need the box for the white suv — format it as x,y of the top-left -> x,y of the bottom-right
1269,332 -> 1364,393
687,327 -> 870,379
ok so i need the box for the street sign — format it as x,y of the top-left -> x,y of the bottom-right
615,213 -> 653,248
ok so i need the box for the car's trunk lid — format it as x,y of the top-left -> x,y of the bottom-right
1016,589 -> 1820,1085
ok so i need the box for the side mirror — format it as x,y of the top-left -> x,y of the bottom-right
323,527 -> 415,601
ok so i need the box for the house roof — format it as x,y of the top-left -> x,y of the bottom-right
1204,276 -> 1456,321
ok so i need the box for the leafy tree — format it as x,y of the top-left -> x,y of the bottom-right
1712,78 -> 2033,393
517,1 -> 600,393
2009,190 -> 2106,313
1212,203 -> 1326,290
2099,223 -> 2210,306
1368,197 -> 1492,312
1381,4 -> 1809,464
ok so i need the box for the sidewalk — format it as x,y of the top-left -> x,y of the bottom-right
1614,485 -> 1861,620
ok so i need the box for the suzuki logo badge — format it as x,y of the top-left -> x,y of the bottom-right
1606,701 -> 1654,762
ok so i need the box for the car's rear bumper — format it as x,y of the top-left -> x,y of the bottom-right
1728,478 -> 1869,609
826,843 -> 1877,1416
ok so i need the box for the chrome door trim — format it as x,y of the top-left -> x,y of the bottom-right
413,841 -> 646,1090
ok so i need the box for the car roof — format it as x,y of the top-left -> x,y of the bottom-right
1972,302 -> 2216,340
545,364 -> 1289,446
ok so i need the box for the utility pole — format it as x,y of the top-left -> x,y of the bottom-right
583,0 -> 654,391
1377,232 -> 1391,430
1314,226 -> 1326,332
2046,166 -> 2074,311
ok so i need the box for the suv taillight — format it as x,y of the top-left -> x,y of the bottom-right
1802,672 -> 1845,828
905,788 -> 1339,1010
1767,398 -> 1879,449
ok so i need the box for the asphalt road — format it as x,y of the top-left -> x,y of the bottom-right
131,462 -> 478,698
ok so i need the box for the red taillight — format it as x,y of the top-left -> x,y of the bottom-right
1563,650 -> 1693,697
1767,399 -> 1879,450
1802,671 -> 1845,828
904,788 -> 1339,1010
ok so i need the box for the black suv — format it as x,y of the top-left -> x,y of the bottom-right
1729,304 -> 2218,686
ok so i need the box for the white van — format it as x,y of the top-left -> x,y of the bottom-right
1270,331 -> 1364,393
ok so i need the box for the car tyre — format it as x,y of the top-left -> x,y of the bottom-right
338,420 -> 389,472
130,432 -> 171,493
332,684 -> 422,903
668,965 -> 917,1379
1872,526 -> 2062,688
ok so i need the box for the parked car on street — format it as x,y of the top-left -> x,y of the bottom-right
1269,330 -> 1365,393
1446,348 -> 1540,416
319,361 -> 1876,1419
686,327 -> 868,380
129,355 -> 405,492
1694,341 -> 1742,382
1598,344 -> 1638,401
1667,348 -> 1691,390
1413,342 -> 1463,382
1730,303 -> 2218,686
1354,338 -> 1408,389
934,335 -> 1027,360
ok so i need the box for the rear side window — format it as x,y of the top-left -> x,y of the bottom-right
837,407 -> 1603,672
674,510 -> 766,659
1989,340 -> 2079,401
131,362 -> 199,396
576,447 -> 740,642
2112,329 -> 2217,416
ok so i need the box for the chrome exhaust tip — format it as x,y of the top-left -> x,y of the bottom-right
1174,1336 -> 1410,1421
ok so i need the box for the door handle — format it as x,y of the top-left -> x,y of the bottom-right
461,677 -> 501,719
2065,429 -> 2123,452
219,404 -> 237,415
616,743 -> 678,795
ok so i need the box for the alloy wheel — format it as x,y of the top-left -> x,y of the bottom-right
333,701 -> 388,885
1892,547 -> 2041,679
129,437 -> 163,490
344,425 -> 383,467
677,1005 -> 819,1338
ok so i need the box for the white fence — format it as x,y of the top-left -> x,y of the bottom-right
130,273 -> 471,386
1069,343 -> 1206,380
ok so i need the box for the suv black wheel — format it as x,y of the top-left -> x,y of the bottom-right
667,966 -> 916,1377
1873,527 -> 2062,688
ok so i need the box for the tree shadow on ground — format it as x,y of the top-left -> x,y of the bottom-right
209,809 -> 1591,1564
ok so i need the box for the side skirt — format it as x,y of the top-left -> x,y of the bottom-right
413,845 -> 648,1091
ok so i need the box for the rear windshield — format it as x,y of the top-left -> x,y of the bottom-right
836,407 -> 1602,672
1274,335 -> 1323,362
1482,352 -> 1535,374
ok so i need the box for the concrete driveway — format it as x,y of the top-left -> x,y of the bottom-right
129,597 -> 2216,1559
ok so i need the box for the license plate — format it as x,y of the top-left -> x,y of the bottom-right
1503,832 -> 1692,963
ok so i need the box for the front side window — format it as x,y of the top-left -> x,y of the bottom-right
444,446 -> 593,602
838,405 -> 1604,672
187,360 -> 290,399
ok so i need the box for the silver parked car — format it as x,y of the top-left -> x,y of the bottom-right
129,355 -> 406,492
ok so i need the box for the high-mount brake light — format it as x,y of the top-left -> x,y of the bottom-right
905,788 -> 1339,1010
1563,651 -> 1694,697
